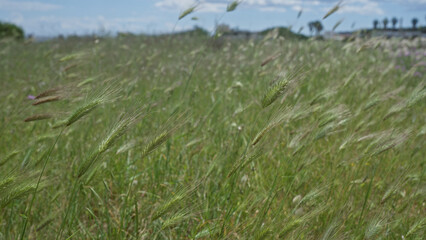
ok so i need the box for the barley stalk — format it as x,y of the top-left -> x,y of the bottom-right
0,175 -> 16,191
78,114 -> 140,178
227,1 -> 240,12
332,19 -> 344,31
24,114 -> 53,122
152,191 -> 185,221
140,112 -> 188,159
228,147 -> 263,177
161,210 -> 190,229
0,150 -> 20,166
65,98 -> 102,127
152,182 -> 199,221
406,218 -> 425,237
35,87 -> 61,99
141,131 -> 170,158
179,6 -> 196,20
365,218 -> 385,239
261,78 -> 289,108
32,96 -> 60,105
252,109 -> 287,146
323,1 -> 341,20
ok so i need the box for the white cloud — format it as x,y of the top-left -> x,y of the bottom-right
398,0 -> 426,4
259,7 -> 286,12
199,2 -> 227,12
155,0 -> 197,9
339,0 -> 384,15
270,0 -> 321,6
246,0 -> 267,5
164,21 -> 193,31
9,12 -> 24,25
155,0 -> 229,14
154,0 -> 384,15
16,15 -> 161,35
0,0 -> 61,11
395,0 -> 426,11
292,5 -> 302,11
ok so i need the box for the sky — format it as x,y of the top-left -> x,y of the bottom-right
0,0 -> 425,37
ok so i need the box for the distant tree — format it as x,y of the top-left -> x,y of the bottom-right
213,23 -> 231,42
308,21 -> 323,36
308,22 -> 314,36
314,21 -> 323,35
391,17 -> 398,30
412,18 -> 418,29
192,25 -> 209,37
0,21 -> 24,40
215,23 -> 231,35
373,19 -> 379,29
382,18 -> 389,30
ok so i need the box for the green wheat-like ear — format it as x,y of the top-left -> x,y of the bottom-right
141,111 -> 188,159
332,19 -> 344,31
251,121 -> 278,146
228,146 -> 263,177
194,225 -> 220,239
53,97 -> 104,128
65,98 -> 102,127
364,218 -> 385,240
152,183 -> 198,221
152,193 -> 184,221
406,218 -> 426,237
1,183 -> 38,208
53,84 -> 118,128
261,78 -> 289,108
293,187 -> 327,211
406,83 -> 425,108
0,171 -> 45,208
179,6 -> 197,20
227,1 -> 241,12
0,175 -> 17,191
251,106 -> 288,146
323,1 -> 341,20
0,150 -> 20,166
261,68 -> 303,108
141,131 -> 170,159
279,206 -> 327,238
161,208 -> 192,230
77,112 -> 143,178
59,51 -> 87,62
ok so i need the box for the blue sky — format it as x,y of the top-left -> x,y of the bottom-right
0,0 -> 425,36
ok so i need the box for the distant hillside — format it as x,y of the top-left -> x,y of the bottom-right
259,27 -> 308,40
217,26 -> 308,40
37,26 -> 309,41
171,26 -> 210,37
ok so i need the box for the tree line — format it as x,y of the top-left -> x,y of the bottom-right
373,17 -> 422,30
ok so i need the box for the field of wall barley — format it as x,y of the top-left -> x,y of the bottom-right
0,33 -> 425,239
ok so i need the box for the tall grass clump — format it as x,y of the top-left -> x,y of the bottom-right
0,10 -> 424,239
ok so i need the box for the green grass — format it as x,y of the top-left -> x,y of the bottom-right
0,33 -> 425,239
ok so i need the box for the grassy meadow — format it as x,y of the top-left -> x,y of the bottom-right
0,31 -> 425,239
